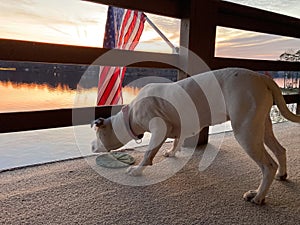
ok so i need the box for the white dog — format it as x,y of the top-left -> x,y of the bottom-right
91,68 -> 300,205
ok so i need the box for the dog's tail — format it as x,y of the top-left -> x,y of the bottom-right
262,75 -> 300,123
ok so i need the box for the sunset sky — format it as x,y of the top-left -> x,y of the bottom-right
0,0 -> 299,60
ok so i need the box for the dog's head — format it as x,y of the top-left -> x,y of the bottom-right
91,117 -> 124,152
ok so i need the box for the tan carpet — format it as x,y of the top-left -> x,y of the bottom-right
1,122 -> 299,225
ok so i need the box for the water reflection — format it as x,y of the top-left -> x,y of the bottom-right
0,81 -> 143,112
0,61 -> 177,112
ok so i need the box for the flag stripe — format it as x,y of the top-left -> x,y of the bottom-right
97,66 -> 117,101
108,69 -> 125,104
105,76 -> 122,104
99,67 -> 125,105
128,13 -> 145,49
106,74 -> 124,105
117,10 -> 132,48
98,67 -> 111,99
123,11 -> 138,46
98,68 -> 121,105
98,66 -> 110,85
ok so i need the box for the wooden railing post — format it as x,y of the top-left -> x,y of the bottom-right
180,0 -> 217,146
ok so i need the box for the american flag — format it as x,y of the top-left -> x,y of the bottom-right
97,6 -> 146,106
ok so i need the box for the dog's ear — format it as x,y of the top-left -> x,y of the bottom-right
91,118 -> 105,128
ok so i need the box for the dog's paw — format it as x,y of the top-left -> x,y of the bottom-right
126,166 -> 143,176
243,190 -> 265,205
275,172 -> 288,181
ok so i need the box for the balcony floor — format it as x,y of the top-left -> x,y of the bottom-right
1,122 -> 299,225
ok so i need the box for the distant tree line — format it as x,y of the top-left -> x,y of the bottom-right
279,49 -> 300,90
0,61 -> 177,89
279,49 -> 300,62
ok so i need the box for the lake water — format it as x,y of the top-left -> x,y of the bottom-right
0,75 -> 297,171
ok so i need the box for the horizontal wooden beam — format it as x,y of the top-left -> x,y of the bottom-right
1,94 -> 299,133
217,1 -> 300,39
83,0 -> 187,18
283,94 -> 300,105
0,106 -> 122,133
212,57 -> 300,71
0,39 -> 178,69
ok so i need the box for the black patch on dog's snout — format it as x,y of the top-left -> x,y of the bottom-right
91,118 -> 105,128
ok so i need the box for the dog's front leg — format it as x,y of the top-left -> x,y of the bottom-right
127,134 -> 166,176
127,118 -> 168,176
127,147 -> 164,176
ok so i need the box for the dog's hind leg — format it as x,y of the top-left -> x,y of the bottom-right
264,116 -> 287,180
163,138 -> 184,157
232,119 -> 278,205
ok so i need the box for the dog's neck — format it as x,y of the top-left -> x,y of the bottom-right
121,105 -> 144,140
111,106 -> 143,145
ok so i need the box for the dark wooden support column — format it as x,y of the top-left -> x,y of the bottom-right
297,81 -> 300,114
180,0 -> 218,146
